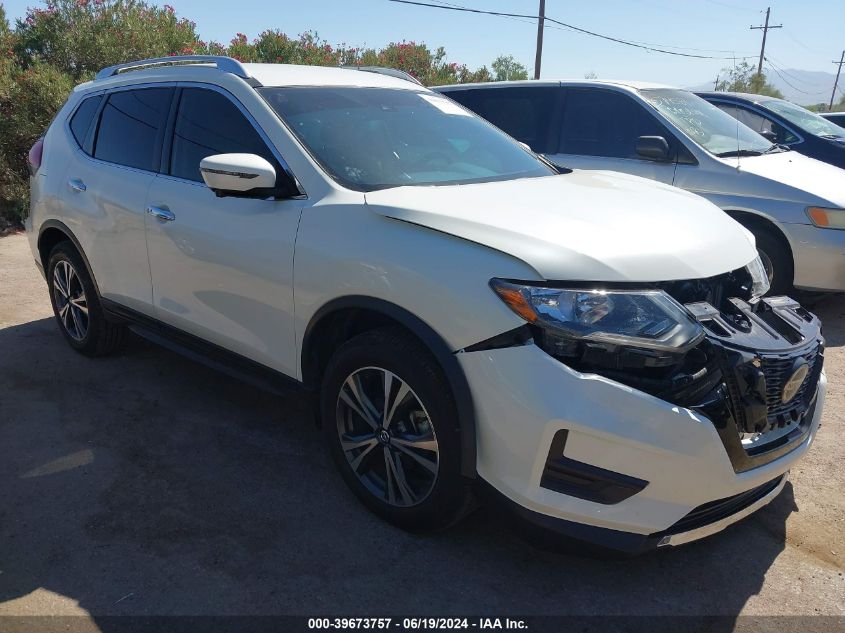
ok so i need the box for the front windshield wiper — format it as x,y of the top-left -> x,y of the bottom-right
819,133 -> 844,140
715,149 -> 765,158
764,143 -> 790,153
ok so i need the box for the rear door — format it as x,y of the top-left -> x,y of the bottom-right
446,86 -> 562,154
547,88 -> 677,184
144,86 -> 304,376
60,86 -> 174,314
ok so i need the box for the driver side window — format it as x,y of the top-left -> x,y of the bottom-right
714,103 -> 799,145
559,89 -> 671,159
169,88 -> 281,183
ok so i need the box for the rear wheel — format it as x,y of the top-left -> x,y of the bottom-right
320,327 -> 472,531
47,242 -> 127,356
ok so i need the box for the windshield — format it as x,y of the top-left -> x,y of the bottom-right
640,88 -> 773,156
762,99 -> 845,138
259,87 -> 554,191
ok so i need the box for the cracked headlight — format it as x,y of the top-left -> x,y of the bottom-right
490,279 -> 704,353
746,254 -> 771,300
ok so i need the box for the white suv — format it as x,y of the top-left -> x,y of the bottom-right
25,56 -> 827,554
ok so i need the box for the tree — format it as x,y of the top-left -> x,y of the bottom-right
584,71 -> 598,79
491,54 -> 527,81
14,0 -> 201,80
715,61 -> 783,98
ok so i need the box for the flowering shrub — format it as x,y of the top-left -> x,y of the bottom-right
0,0 -> 519,226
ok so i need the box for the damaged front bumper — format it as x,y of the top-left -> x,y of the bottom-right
459,295 -> 825,554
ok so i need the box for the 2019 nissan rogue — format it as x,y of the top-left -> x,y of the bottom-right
25,57 -> 827,554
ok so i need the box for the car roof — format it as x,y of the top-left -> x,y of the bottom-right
696,91 -> 779,104
85,58 -> 426,92
243,63 -> 424,90
435,78 -> 677,91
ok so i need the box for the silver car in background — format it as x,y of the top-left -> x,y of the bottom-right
437,80 -> 845,294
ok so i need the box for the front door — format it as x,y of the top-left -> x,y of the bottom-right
144,86 -> 304,377
546,88 -> 677,184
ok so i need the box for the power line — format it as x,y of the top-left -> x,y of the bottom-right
386,0 -> 757,60
764,60 -> 827,97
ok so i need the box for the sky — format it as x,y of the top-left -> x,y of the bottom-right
2,0 -> 842,94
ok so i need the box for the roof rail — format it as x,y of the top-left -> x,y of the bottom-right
340,65 -> 423,86
95,55 -> 259,85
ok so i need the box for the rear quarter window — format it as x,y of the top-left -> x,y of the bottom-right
447,87 -> 559,153
68,95 -> 102,150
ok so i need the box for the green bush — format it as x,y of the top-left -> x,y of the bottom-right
0,0 -> 521,227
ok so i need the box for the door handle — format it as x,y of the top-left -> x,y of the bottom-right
68,179 -> 86,192
146,205 -> 175,222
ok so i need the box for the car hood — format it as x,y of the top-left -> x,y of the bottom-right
722,150 -> 845,207
365,171 -> 757,282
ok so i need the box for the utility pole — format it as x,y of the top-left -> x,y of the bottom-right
831,50 -> 845,111
750,7 -> 782,77
714,75 -> 720,90
534,0 -> 545,80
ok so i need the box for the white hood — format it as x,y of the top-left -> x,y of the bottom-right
365,171 -> 758,282
725,151 -> 845,208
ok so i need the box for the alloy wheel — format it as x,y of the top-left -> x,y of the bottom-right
53,260 -> 89,341
335,366 -> 439,507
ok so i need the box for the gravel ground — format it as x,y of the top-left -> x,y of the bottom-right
0,233 -> 843,625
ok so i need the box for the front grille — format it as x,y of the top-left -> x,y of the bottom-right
658,475 -> 784,536
761,344 -> 820,420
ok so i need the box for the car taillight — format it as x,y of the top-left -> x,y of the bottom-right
28,137 -> 44,175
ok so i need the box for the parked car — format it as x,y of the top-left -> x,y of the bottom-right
26,58 -> 826,554
820,111 -> 845,129
697,91 -> 845,170
436,80 -> 845,295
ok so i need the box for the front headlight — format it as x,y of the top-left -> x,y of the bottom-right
490,279 -> 704,353
746,254 -> 771,299
807,206 -> 845,230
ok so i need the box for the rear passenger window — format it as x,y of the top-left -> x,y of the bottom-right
94,88 -> 173,171
69,95 -> 102,150
170,88 -> 278,183
560,89 -> 667,159
448,88 -> 559,153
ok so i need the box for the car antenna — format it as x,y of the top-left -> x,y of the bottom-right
735,102 -> 741,170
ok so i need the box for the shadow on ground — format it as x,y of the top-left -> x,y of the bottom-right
1,294 -> 841,626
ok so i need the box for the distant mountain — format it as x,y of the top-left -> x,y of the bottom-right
687,69 -> 840,106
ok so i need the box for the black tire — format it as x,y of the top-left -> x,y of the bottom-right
320,327 -> 473,531
46,242 -> 127,356
751,227 -> 793,296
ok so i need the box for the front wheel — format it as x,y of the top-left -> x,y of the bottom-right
752,228 -> 793,296
320,327 -> 473,531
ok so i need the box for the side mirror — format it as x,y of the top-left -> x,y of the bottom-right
635,136 -> 671,162
760,130 -> 778,143
200,153 -> 277,197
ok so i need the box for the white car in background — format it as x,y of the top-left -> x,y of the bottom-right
437,80 -> 845,295
25,58 -> 826,554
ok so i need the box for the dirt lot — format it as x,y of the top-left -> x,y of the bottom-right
0,233 -> 843,625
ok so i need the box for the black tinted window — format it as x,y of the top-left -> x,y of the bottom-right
447,87 -> 559,153
170,88 -> 277,182
69,95 -> 102,150
560,89 -> 666,158
94,88 -> 172,170
713,103 -> 798,144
